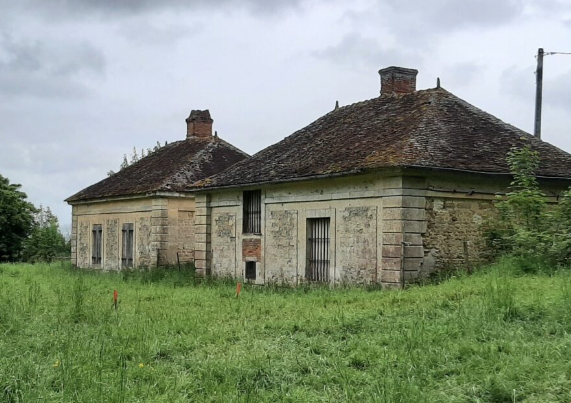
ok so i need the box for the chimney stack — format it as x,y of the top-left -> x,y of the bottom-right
186,110 -> 213,138
378,66 -> 418,96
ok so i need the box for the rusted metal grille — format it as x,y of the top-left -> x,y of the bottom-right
245,261 -> 256,280
243,190 -> 261,234
91,224 -> 102,264
121,223 -> 134,268
307,218 -> 330,282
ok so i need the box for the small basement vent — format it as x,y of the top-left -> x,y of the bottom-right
307,217 -> 330,282
245,261 -> 256,280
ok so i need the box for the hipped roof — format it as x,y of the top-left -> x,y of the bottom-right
196,87 -> 571,190
66,137 -> 248,202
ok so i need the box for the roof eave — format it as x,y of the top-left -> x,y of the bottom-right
65,190 -> 195,205
188,164 -> 571,193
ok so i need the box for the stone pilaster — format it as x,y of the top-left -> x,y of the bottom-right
380,177 -> 427,287
151,198 -> 169,266
70,205 -> 78,266
193,193 -> 212,276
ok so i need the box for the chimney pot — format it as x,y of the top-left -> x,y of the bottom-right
186,109 -> 213,138
378,66 -> 418,95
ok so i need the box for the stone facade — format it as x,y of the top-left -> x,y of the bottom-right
70,195 -> 195,270
194,170 -> 571,287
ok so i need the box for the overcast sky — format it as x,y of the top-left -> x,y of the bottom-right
1,0 -> 570,231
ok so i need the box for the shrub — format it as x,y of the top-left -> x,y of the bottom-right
486,145 -> 571,266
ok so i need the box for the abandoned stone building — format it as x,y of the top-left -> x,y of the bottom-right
66,110 -> 248,269
191,67 -> 571,287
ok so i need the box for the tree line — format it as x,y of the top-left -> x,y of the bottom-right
0,174 -> 68,263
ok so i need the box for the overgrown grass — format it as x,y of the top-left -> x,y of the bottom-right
2,259 -> 571,402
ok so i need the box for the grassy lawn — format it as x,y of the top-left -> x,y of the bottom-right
1,261 -> 571,402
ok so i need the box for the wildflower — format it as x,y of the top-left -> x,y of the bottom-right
139,363 -> 144,368
53,359 -> 60,368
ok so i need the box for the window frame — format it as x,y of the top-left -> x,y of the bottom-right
121,223 -> 134,268
245,261 -> 256,280
91,224 -> 103,265
306,217 -> 331,283
242,190 -> 262,234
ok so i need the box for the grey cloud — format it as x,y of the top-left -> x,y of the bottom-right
545,70 -> 571,109
442,62 -> 484,88
343,0 -> 524,50
117,20 -> 203,46
0,34 -> 105,99
501,64 -> 571,110
382,0 -> 523,31
501,65 -> 535,101
0,0 -> 305,20
312,33 -> 422,72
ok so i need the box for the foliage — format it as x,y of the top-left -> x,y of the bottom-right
22,205 -> 69,263
487,145 -> 571,266
2,259 -> 571,402
0,174 -> 36,261
108,141 -> 167,176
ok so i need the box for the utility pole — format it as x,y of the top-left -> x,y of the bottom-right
534,48 -> 544,139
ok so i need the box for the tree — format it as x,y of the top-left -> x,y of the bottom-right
130,147 -> 139,165
22,205 -> 68,263
0,174 -> 36,261
107,142 -> 164,177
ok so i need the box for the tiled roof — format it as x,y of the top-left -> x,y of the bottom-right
66,137 -> 248,202
196,87 -> 571,189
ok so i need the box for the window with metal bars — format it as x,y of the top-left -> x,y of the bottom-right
243,190 -> 261,234
245,261 -> 256,280
307,218 -> 330,282
91,224 -> 102,265
121,223 -> 134,268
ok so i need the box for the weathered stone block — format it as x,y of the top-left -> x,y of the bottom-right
382,245 -> 401,258
194,233 -> 211,243
404,245 -> 424,258
383,208 -> 426,220
381,270 -> 402,283
194,214 -> 210,225
194,250 -> 212,261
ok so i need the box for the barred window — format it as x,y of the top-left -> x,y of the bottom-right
307,218 -> 330,282
91,224 -> 102,265
121,223 -> 134,268
243,190 -> 261,234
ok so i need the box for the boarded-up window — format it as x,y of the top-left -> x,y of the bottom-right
243,190 -> 261,234
121,223 -> 134,268
245,261 -> 256,280
91,224 -> 102,264
307,218 -> 330,282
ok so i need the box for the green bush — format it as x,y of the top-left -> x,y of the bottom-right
486,145 -> 571,267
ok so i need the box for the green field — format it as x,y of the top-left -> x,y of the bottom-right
1,261 -> 571,402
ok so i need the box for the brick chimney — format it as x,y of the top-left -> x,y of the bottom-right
186,110 -> 213,138
378,67 -> 418,95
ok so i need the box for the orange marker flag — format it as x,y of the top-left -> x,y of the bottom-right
113,289 -> 118,310
236,282 -> 242,298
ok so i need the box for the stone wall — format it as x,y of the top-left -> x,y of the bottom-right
211,212 -> 237,277
199,171 -> 571,286
104,218 -> 120,270
265,210 -> 298,284
203,174 -> 403,286
337,206 -> 377,284
71,195 -> 195,270
423,197 -> 495,274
